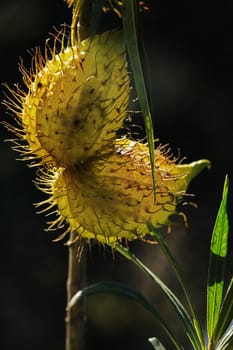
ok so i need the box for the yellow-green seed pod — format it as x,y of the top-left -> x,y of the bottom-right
5,29 -> 129,167
38,139 -> 210,244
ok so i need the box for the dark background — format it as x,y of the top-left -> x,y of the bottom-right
0,1 -> 232,349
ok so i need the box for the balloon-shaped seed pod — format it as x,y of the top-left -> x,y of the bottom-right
4,29 -> 129,167
35,139 -> 210,244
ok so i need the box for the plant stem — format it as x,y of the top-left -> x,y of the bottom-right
65,231 -> 87,350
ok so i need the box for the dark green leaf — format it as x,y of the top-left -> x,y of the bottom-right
113,243 -> 202,350
207,175 -> 229,340
88,0 -> 104,37
122,0 -> 156,199
69,281 -> 183,350
148,224 -> 205,349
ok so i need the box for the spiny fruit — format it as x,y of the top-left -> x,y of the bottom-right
4,29 -> 129,167
4,26 -> 210,246
35,139 -> 210,244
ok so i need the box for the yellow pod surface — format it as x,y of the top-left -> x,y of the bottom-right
46,139 -> 209,243
21,30 -> 129,166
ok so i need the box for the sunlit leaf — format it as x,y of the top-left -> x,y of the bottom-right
207,175 -> 229,340
148,337 -> 167,350
213,277 -> 233,345
216,323 -> 233,350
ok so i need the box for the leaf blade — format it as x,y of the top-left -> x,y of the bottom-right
113,243 -> 202,350
148,224 -> 205,349
213,277 -> 233,344
122,0 -> 156,198
148,337 -> 167,350
216,322 -> 233,350
207,175 -> 229,340
69,281 -> 183,350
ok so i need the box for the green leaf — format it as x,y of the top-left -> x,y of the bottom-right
148,337 -> 167,350
207,175 -> 229,341
122,0 -> 156,199
148,224 -> 205,349
113,243 -> 203,350
88,0 -> 104,38
217,323 -> 233,350
69,281 -> 183,350
213,277 -> 233,345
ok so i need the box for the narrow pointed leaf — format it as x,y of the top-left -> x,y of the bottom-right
88,0 -> 104,37
207,175 -> 229,340
148,337 -> 167,350
216,323 -> 233,350
69,281 -> 183,350
213,277 -> 233,344
113,243 -> 202,350
148,223 -> 205,349
122,0 -> 156,198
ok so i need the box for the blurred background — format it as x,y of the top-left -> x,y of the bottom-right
0,1 -> 232,349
